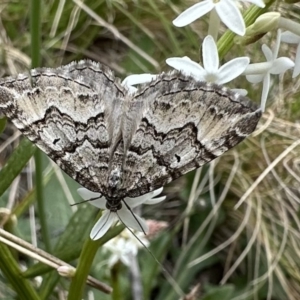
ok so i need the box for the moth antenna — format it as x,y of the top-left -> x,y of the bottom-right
122,199 -> 147,235
70,196 -> 102,206
116,211 -> 185,298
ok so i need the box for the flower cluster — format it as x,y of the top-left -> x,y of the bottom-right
173,0 -> 265,36
102,228 -> 149,267
169,3 -> 295,112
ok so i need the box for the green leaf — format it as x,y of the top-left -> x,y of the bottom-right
67,222 -> 125,300
23,204 -> 97,278
0,242 -> 40,300
142,233 -> 174,299
24,209 -> 123,299
156,202 -> 221,300
0,138 -> 36,198
202,285 -> 235,300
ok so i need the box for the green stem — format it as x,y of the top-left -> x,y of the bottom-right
0,242 -> 40,300
218,0 -> 275,59
0,139 -> 36,198
30,0 -> 41,68
67,215 -> 125,300
30,0 -> 51,251
111,262 -> 122,300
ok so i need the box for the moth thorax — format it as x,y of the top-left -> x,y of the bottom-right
108,168 -> 122,190
106,199 -> 122,212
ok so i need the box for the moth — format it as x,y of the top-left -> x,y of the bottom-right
0,60 -> 261,212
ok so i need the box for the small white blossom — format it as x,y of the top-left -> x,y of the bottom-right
77,187 -> 166,240
122,74 -> 157,93
173,0 -> 265,36
245,30 -> 295,111
166,35 -> 249,94
103,229 -> 149,267
281,31 -> 300,78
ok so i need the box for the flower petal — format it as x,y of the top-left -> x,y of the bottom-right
202,35 -> 219,73
125,194 -> 151,208
108,255 -> 119,267
216,0 -> 245,36
122,74 -> 157,87
173,1 -> 214,27
281,31 -> 300,44
269,57 -> 295,75
123,239 -> 134,251
261,74 -> 270,112
118,206 -> 148,233
166,57 -> 206,80
243,61 -> 273,76
231,88 -> 248,96
143,196 -> 166,205
293,43 -> 300,78
217,57 -> 250,84
77,188 -> 101,200
125,187 -> 165,208
181,56 -> 192,61
125,85 -> 137,93
88,198 -> 107,209
90,211 -> 117,240
119,254 -> 132,267
273,30 -> 281,60
261,44 -> 273,62
151,187 -> 164,197
246,74 -> 265,83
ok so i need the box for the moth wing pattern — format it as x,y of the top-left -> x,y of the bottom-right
0,60 -> 127,193
121,73 -> 261,197
0,60 -> 261,200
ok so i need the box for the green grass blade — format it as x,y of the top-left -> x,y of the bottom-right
0,138 -> 36,198
30,0 -> 51,252
0,241 -> 40,300
24,204 -> 96,278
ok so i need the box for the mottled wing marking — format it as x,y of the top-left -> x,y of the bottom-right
0,60 -> 127,193
122,73 -> 261,197
0,60 -> 261,201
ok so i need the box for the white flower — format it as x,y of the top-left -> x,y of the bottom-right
122,74 -> 157,93
77,187 -> 166,240
281,31 -> 300,78
166,35 -> 249,94
173,0 -> 265,36
103,229 -> 149,267
245,30 -> 295,111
